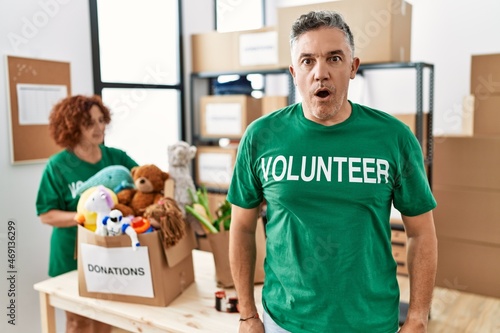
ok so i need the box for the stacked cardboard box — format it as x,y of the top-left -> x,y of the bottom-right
433,53 -> 500,298
277,0 -> 412,66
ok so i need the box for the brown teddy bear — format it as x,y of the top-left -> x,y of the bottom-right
113,164 -> 169,217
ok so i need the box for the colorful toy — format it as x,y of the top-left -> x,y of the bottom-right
103,209 -> 140,250
114,164 -> 169,217
144,197 -> 186,249
75,165 -> 135,196
130,216 -> 155,234
84,185 -> 116,236
167,141 -> 197,216
76,186 -> 118,232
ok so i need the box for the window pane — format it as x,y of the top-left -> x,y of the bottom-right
216,0 -> 263,32
97,0 -> 179,85
102,88 -> 180,171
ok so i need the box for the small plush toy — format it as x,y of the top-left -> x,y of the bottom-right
103,209 -> 140,250
167,141 -> 197,216
144,197 -> 186,249
76,186 -> 118,232
75,165 -> 135,196
84,186 -> 116,236
114,164 -> 169,217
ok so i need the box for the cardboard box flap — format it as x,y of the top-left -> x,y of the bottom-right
164,223 -> 196,267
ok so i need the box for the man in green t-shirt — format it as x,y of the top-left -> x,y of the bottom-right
227,10 -> 437,333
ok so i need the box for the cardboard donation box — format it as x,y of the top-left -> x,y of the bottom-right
207,218 -> 266,288
277,0 -> 412,66
77,225 -> 196,306
200,95 -> 262,139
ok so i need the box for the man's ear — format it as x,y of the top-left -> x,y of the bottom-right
350,57 -> 360,79
289,65 -> 297,85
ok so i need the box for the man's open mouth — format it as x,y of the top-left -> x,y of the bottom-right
315,89 -> 330,98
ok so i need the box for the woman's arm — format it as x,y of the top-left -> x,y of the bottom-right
39,210 -> 80,228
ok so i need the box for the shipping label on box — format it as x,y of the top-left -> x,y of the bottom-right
200,95 -> 262,139
239,30 -> 278,67
205,102 -> 243,136
196,146 -> 237,189
80,244 -> 154,298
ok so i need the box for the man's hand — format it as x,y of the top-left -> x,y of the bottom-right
239,318 -> 264,333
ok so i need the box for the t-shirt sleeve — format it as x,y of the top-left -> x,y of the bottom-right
36,161 -> 66,215
392,131 -> 437,216
227,130 -> 263,209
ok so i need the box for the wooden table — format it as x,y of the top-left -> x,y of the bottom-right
34,250 -> 500,333
34,250 -> 263,333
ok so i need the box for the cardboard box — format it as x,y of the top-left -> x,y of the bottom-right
393,113 -> 429,156
192,27 -> 280,73
262,96 -> 289,115
433,136 -> 500,190
77,225 -> 195,306
200,95 -> 262,139
473,94 -> 500,136
277,0 -> 412,67
436,236 -> 500,298
433,185 -> 500,246
195,146 -> 237,189
207,218 -> 266,288
470,53 -> 500,96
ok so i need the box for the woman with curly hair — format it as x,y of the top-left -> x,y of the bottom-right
36,95 -> 138,333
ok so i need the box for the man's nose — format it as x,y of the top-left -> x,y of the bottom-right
314,61 -> 330,81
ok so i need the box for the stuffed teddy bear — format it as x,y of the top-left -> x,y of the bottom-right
167,141 -> 197,216
114,164 -> 169,217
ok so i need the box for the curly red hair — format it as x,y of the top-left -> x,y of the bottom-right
49,95 -> 111,149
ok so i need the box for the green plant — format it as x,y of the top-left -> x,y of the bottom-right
185,187 -> 232,233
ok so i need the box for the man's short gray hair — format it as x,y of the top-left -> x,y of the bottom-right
290,10 -> 355,56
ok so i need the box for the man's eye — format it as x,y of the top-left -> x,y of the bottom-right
330,56 -> 341,62
302,59 -> 312,65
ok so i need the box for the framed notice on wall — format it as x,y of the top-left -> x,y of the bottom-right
5,55 -> 71,164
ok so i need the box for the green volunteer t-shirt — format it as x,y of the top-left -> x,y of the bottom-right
36,145 -> 138,277
227,101 -> 436,333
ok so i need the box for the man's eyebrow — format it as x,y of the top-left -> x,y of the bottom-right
328,50 -> 346,56
298,50 -> 346,58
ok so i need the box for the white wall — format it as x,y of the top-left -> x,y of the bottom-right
0,1 -> 499,332
0,1 -> 94,332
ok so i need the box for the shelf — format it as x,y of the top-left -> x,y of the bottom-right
189,61 -> 434,189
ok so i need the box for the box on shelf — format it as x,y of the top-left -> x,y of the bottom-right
433,136 -> 500,190
277,0 -> 412,67
77,224 -> 196,306
262,96 -> 289,115
470,53 -> 500,96
195,146 -> 237,189
192,26 -> 281,73
433,185 -> 500,246
200,95 -> 262,139
436,236 -> 500,298
473,94 -> 500,136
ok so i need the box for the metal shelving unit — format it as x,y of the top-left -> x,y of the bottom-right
357,62 -> 435,187
189,61 -> 434,189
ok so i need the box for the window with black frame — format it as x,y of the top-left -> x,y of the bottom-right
89,0 -> 184,171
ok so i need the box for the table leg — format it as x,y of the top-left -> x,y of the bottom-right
39,292 -> 56,333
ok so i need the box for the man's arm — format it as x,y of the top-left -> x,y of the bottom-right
229,204 -> 264,333
400,210 -> 438,333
